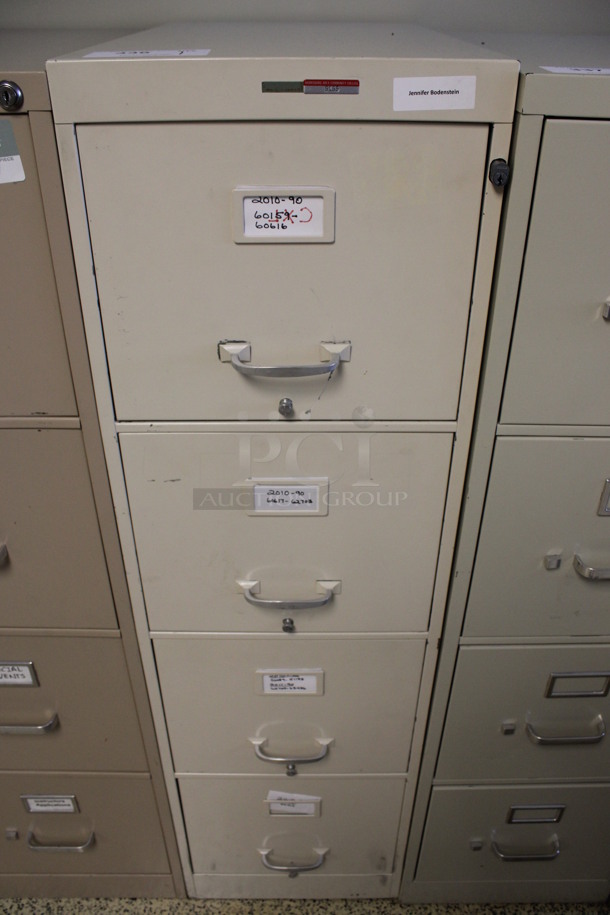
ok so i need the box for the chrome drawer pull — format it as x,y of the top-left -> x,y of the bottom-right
258,846 -> 328,874
238,579 -> 341,611
250,736 -> 333,766
492,834 -> 560,863
0,713 -> 59,735
26,829 -> 95,853
526,714 -> 605,745
219,341 -> 351,378
573,554 -> 610,581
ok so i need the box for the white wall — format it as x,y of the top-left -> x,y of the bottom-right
1,0 -> 609,34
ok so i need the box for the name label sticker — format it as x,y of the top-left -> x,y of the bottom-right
266,790 -> 322,816
84,49 -> 211,58
540,66 -> 610,75
0,662 -> 38,687
256,669 -> 324,696
0,121 -> 25,184
22,795 -> 78,814
393,75 -> 476,111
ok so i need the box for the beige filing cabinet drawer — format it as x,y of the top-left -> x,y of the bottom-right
76,121 -> 488,422
179,775 -> 405,879
121,430 -> 452,633
500,120 -> 610,426
436,646 -> 610,782
464,436 -> 610,638
417,784 -> 610,883
0,635 -> 147,771
154,636 -> 425,775
0,428 -> 116,629
0,116 -> 76,418
0,772 -> 169,874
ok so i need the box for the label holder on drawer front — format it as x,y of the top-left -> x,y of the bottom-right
265,791 -> 322,817
0,662 -> 39,687
546,671 -> 610,698
255,669 -> 325,696
507,805 -> 566,825
249,478 -> 329,517
21,795 -> 79,814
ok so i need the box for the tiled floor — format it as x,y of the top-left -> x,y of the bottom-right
0,902 -> 608,915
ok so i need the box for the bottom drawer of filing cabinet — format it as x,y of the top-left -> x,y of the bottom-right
0,773 -> 169,875
0,635 -> 147,771
436,645 -> 610,782
154,635 -> 425,774
416,784 -> 610,884
180,775 -> 406,897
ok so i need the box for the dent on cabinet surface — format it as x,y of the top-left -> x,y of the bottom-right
0,30 -> 184,898
47,21 -> 519,899
400,34 -> 610,905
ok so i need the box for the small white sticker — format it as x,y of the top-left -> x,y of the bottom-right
254,484 -> 320,513
540,66 -> 610,75
260,670 -> 324,695
0,663 -> 37,687
243,195 -> 325,239
22,795 -> 78,814
84,49 -> 211,58
266,790 -> 321,816
393,75 -> 476,111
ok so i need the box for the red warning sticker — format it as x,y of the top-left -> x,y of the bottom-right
303,79 -> 360,95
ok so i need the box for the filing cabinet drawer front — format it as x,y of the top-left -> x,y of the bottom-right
0,636 -> 147,771
0,773 -> 169,875
77,121 -> 489,421
417,784 -> 610,883
501,120 -> 610,426
0,429 -> 117,629
465,437 -> 610,638
0,116 -> 77,418
437,646 -> 610,782
121,430 -> 452,633
154,636 -> 425,774
179,775 -> 405,878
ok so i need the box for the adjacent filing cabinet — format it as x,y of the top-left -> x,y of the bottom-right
48,22 -> 518,898
401,36 -> 610,904
0,32 -> 183,897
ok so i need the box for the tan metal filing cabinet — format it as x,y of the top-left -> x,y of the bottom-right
0,31 -> 184,898
400,36 -> 610,904
47,21 -> 518,898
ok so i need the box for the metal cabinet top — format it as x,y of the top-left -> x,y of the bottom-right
46,21 -> 519,124
458,32 -> 610,117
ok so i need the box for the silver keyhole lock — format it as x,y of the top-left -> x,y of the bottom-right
0,81 -> 24,112
278,397 -> 294,418
282,617 -> 296,633
286,763 -> 298,776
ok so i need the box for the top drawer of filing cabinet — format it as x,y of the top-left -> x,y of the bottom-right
0,114 -> 76,418
75,120 -> 489,422
500,119 -> 610,426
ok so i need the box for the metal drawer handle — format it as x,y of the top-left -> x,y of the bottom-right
237,579 -> 341,611
526,714 -> 605,745
0,542 -> 8,566
26,828 -> 95,853
573,554 -> 610,582
219,341 -> 351,378
258,846 -> 328,874
492,834 -> 560,863
250,736 -> 333,766
0,713 -> 59,735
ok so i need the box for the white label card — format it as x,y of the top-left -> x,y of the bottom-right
266,790 -> 321,816
0,121 -> 25,184
0,663 -> 37,686
260,670 -> 324,695
254,484 -> 320,513
243,195 -> 324,239
393,75 -> 476,111
22,795 -> 78,814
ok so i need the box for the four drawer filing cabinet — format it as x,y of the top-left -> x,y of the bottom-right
401,35 -> 610,904
0,31 -> 183,897
47,23 -> 518,897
